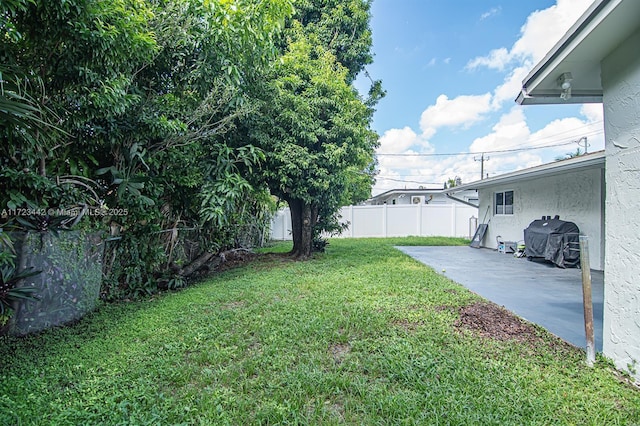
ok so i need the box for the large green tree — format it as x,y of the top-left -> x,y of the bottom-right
243,0 -> 380,259
249,31 -> 378,258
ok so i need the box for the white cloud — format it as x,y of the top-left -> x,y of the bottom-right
467,0 -> 593,71
528,117 -> 592,151
491,66 -> 531,109
578,104 -> 605,152
377,126 -> 434,155
469,108 -> 530,153
414,1 -> 596,136
580,103 -> 604,123
375,128 -> 437,191
377,153 -> 430,175
443,57 -> 451,65
420,155 -> 486,185
480,7 -> 501,21
455,105 -> 603,180
373,154 -> 482,195
466,47 -> 511,71
512,0 -> 593,63
419,93 -> 492,133
529,116 -> 604,154
467,104 -> 604,162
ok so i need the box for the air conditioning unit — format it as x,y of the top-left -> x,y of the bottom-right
411,196 -> 424,205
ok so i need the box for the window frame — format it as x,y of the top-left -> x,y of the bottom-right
494,190 -> 514,215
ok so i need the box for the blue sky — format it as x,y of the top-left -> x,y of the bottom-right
354,0 -> 604,195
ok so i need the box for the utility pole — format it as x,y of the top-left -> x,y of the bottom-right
577,136 -> 589,154
474,153 -> 489,180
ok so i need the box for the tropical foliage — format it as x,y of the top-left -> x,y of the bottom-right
0,0 -> 294,300
1,0 -> 380,306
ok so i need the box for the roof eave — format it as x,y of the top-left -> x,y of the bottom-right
447,151 -> 605,193
519,0 -> 613,94
369,187 -> 445,202
516,90 -> 603,106
514,0 -> 640,105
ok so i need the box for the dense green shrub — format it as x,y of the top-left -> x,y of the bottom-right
1,0 -> 292,300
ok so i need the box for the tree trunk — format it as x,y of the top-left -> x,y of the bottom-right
287,198 -> 314,259
310,203 -> 319,233
177,252 -> 218,277
289,198 -> 303,256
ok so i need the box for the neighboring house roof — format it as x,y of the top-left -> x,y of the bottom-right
368,188 -> 479,207
516,0 -> 640,105
446,150 -> 605,192
369,188 -> 447,201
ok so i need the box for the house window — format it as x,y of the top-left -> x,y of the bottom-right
495,191 -> 514,215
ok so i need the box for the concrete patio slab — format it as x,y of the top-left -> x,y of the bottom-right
397,246 -> 604,352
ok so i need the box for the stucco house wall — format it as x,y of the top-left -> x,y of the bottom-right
601,27 -> 640,377
476,166 -> 605,270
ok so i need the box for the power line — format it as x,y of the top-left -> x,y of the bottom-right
376,140 -> 574,157
376,121 -> 604,157
376,131 -> 603,157
375,176 -> 444,186
375,133 -> 602,181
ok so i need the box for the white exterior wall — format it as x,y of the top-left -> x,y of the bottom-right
601,28 -> 640,382
270,204 -> 478,240
476,167 -> 604,270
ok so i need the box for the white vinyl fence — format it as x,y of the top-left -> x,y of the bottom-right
270,204 -> 479,240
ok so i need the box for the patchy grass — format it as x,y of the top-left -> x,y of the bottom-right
1,238 -> 638,425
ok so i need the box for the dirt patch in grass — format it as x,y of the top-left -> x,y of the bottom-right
305,399 -> 345,422
454,301 -> 545,346
197,250 -> 296,278
392,318 -> 425,333
220,301 -> 246,310
324,400 -> 345,421
329,343 -> 350,364
228,251 -> 299,273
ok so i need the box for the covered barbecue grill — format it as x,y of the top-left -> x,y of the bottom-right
524,216 -> 580,268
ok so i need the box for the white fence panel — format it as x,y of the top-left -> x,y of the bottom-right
270,204 -> 478,241
386,205 -> 418,236
350,205 -> 384,237
420,205 -> 452,236
270,208 -> 292,240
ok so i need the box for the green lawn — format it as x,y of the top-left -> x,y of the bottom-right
1,238 -> 638,425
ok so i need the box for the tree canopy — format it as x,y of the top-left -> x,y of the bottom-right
291,0 -> 374,82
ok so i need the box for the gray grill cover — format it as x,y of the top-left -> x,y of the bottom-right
524,218 -> 580,268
